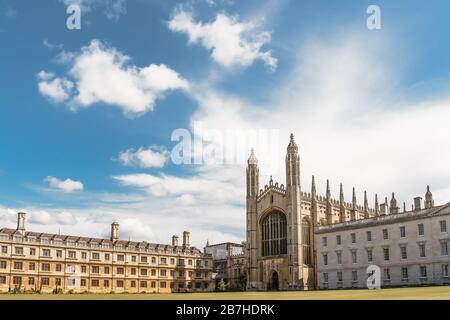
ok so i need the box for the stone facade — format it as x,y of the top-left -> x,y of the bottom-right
0,214 -> 214,293
246,135 -> 316,291
204,242 -> 247,290
315,204 -> 450,289
246,134 -> 449,291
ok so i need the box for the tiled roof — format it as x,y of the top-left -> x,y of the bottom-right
0,228 -> 204,254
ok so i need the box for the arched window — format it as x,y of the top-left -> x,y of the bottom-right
261,211 -> 287,256
302,217 -> 312,266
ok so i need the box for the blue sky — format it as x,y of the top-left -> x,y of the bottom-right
1,0 -> 450,246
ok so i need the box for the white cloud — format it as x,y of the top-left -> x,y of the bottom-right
103,218 -> 155,242
39,40 -> 189,115
113,172 -> 241,204
176,194 -> 196,206
28,210 -> 77,226
43,39 -> 63,50
44,176 -> 84,193
28,210 -> 54,225
168,10 -> 277,71
37,71 -> 73,103
118,146 -> 170,168
57,211 -> 77,225
19,24 -> 450,249
183,32 -> 450,210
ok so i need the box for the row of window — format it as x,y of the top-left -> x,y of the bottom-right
0,276 -> 209,289
322,264 -> 450,285
0,246 -> 209,267
0,261 -> 209,278
322,220 -> 447,247
322,241 -> 449,265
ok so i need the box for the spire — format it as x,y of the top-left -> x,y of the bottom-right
287,133 -> 298,154
374,194 -> 379,216
390,192 -> 399,214
310,175 -> 319,226
363,191 -> 369,218
339,183 -> 345,223
247,148 -> 258,165
425,185 -> 434,209
325,179 -> 332,225
311,175 -> 316,196
352,187 -> 357,208
326,180 -> 331,200
403,202 -> 406,213
350,187 -> 357,221
285,134 -> 300,188
246,148 -> 259,198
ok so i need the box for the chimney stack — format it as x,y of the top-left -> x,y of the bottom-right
111,222 -> 119,242
183,231 -> 190,248
414,197 -> 422,211
17,212 -> 26,235
172,235 -> 179,246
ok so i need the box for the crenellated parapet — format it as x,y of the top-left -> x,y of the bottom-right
257,176 -> 286,200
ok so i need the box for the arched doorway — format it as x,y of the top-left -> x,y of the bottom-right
270,271 -> 279,291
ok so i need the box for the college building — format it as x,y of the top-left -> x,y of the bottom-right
0,213 -> 214,293
315,201 -> 450,289
245,134 -> 449,290
204,242 -> 246,290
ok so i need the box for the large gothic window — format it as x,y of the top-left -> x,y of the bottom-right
261,211 -> 287,257
302,217 -> 312,266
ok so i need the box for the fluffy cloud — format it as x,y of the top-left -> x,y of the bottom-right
118,146 -> 170,168
113,172 -> 241,204
42,40 -> 63,50
57,211 -> 77,225
28,210 -> 77,226
103,218 -> 155,242
44,176 -> 84,193
39,40 -> 188,115
184,33 -> 450,209
37,71 -> 73,103
175,194 -> 196,206
168,11 -> 277,71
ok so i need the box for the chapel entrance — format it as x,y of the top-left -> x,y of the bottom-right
269,271 -> 279,291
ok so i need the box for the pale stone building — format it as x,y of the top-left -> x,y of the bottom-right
315,200 -> 450,289
246,134 -> 449,291
0,213 -> 214,293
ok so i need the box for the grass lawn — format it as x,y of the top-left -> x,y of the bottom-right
0,286 -> 450,300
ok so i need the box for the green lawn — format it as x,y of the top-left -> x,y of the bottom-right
1,286 -> 450,300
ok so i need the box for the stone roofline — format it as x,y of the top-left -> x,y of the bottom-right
204,242 -> 244,248
256,178 -> 377,213
0,227 -> 211,257
315,202 -> 450,234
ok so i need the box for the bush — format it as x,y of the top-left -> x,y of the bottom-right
52,288 -> 64,294
217,279 -> 228,292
